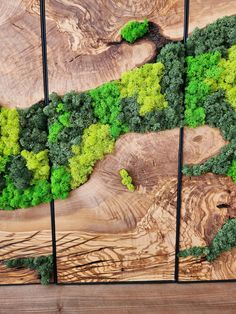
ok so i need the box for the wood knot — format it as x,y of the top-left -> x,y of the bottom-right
216,203 -> 230,209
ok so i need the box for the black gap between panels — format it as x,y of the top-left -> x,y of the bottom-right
40,0 -> 58,285
174,0 -> 190,283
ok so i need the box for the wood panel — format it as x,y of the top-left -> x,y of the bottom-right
0,202 -> 52,284
55,129 -> 180,282
0,283 -> 236,314
0,1 -> 53,284
45,0 -> 184,97
178,0 -> 236,282
188,0 -> 236,34
54,126 -> 226,282
179,125 -> 236,280
1,0 -> 234,107
0,0 -> 44,108
0,231 -> 52,284
179,175 -> 236,281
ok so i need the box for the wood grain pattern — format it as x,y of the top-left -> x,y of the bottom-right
0,126 -> 228,284
0,231 -> 52,284
179,174 -> 236,281
0,0 -> 236,287
53,126 -> 227,283
54,129 -> 180,282
188,0 -> 236,32
2,0 -> 235,108
56,196 -> 177,282
0,0 -> 44,108
0,283 -> 236,314
183,126 -> 228,165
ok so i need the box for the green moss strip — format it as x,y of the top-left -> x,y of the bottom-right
179,219 -> 236,262
4,255 -> 53,285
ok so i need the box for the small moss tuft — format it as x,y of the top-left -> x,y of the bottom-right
120,19 -> 149,43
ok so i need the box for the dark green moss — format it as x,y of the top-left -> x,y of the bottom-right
179,219 -> 236,261
187,15 -> 236,57
203,90 -> 236,141
18,101 -> 48,153
157,42 -> 185,128
9,155 -> 33,190
44,91 -> 97,167
4,255 -> 53,285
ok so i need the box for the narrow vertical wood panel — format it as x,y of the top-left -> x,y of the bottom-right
0,0 -> 52,284
179,0 -> 236,281
47,0 -> 187,283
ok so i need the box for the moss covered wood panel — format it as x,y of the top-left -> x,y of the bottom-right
0,2 -> 53,284
0,0 -> 236,284
178,3 -> 236,281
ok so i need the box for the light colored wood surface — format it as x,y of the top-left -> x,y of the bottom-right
0,230 -> 52,284
188,0 -> 236,31
1,0 -> 236,285
2,1 -> 236,108
53,126 -> 226,283
179,175 -> 236,281
0,283 -> 236,314
0,0 -> 44,108
0,126 -> 228,283
0,126 -> 226,233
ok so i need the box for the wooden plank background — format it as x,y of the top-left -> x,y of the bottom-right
0,283 -> 236,313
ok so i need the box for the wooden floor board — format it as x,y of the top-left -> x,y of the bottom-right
0,283 -> 235,313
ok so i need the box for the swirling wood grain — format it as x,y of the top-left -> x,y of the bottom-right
0,126 -> 230,283
1,1 -> 236,107
179,175 -> 236,281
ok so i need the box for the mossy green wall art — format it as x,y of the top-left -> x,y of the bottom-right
0,12 -> 236,284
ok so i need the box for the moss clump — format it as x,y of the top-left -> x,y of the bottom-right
21,150 -> 50,183
0,177 -> 52,210
179,219 -> 236,262
51,166 -> 71,199
0,108 -> 20,156
18,101 -> 48,153
184,51 -> 222,128
4,255 -> 53,285
228,160 -> 236,183
9,155 -> 33,190
120,63 -> 167,116
119,169 -> 135,192
156,42 -> 185,128
44,92 -> 97,168
90,82 -> 128,139
215,45 -> 236,110
186,15 -> 236,57
120,19 -> 149,43
69,124 -> 115,189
